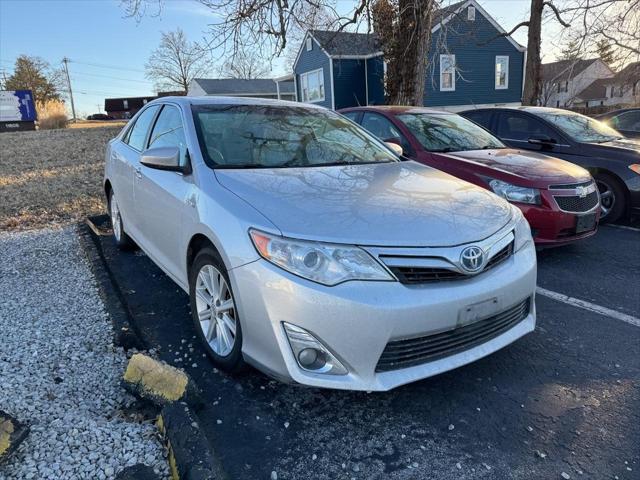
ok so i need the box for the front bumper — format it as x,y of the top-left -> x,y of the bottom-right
229,241 -> 537,391
518,188 -> 601,247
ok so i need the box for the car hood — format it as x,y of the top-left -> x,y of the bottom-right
443,149 -> 592,185
215,161 -> 513,247
586,137 -> 640,155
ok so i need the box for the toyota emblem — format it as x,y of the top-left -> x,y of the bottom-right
460,246 -> 485,272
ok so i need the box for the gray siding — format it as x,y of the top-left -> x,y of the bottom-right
294,36 -> 332,109
366,56 -> 385,105
425,7 -> 524,107
332,59 -> 367,109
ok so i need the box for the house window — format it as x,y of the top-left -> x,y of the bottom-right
306,38 -> 312,51
558,81 -> 568,93
123,99 -> 129,109
556,100 -> 560,108
300,68 -> 325,103
495,56 -> 509,89
440,54 -> 456,91
468,6 -> 476,20
633,81 -> 638,96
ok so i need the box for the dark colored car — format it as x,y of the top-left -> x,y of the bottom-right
340,106 -> 601,247
460,106 -> 640,223
595,108 -> 640,139
87,113 -> 114,121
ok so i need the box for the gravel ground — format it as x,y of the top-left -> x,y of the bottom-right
0,227 -> 169,480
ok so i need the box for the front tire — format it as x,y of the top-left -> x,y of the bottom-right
189,248 -> 244,372
594,172 -> 626,223
109,190 -> 135,249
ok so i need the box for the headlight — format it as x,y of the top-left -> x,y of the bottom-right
513,208 -> 533,252
489,179 -> 541,205
249,230 -> 393,286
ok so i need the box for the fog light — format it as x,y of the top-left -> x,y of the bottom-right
283,323 -> 347,375
298,348 -> 320,367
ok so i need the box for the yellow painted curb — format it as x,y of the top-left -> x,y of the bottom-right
156,414 -> 180,480
124,354 -> 188,403
0,416 -> 14,457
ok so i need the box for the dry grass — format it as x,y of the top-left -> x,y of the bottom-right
69,120 -> 127,129
0,125 -> 122,231
37,100 -> 69,130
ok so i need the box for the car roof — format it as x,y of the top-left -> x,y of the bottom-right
462,106 -> 573,115
340,105 -> 453,115
148,95 -> 326,111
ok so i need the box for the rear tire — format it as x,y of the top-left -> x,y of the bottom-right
594,172 -> 626,223
189,247 -> 245,372
109,190 -> 135,250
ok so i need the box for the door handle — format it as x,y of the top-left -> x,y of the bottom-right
135,167 -> 142,179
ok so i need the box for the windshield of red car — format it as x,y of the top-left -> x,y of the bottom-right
397,113 -> 505,153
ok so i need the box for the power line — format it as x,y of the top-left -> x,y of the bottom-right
67,59 -> 146,74
69,70 -> 155,85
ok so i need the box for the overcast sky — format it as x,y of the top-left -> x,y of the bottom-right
0,0 -> 567,116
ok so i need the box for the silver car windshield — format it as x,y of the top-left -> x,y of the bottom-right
398,113 -> 505,152
192,105 -> 400,168
534,110 -> 623,143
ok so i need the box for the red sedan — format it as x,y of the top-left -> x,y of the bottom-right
340,106 -> 601,247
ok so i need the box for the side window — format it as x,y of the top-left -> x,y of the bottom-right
148,105 -> 187,160
361,112 -> 411,153
614,111 -> 640,131
342,111 -> 360,123
125,105 -> 160,151
497,112 -> 555,141
463,110 -> 492,129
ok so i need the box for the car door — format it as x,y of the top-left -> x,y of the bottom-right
495,111 -> 575,158
114,104 -> 161,241
134,103 -> 192,281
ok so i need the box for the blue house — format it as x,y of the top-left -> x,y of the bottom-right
292,0 -> 526,111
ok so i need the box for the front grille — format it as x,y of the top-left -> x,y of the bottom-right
375,298 -> 531,372
387,241 -> 513,285
554,190 -> 599,212
549,180 -> 593,189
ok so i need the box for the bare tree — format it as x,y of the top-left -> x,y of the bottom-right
145,28 -> 212,92
122,0 -> 443,106
372,0 -> 435,105
483,0 -> 570,105
562,0 -> 639,67
220,49 -> 271,79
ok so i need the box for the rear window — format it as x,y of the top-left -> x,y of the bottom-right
462,110 -> 492,129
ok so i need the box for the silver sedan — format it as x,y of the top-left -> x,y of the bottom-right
104,97 -> 537,391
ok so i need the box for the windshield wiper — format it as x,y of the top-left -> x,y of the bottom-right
431,147 -> 455,153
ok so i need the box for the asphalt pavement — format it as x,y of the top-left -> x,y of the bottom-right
93,222 -> 640,480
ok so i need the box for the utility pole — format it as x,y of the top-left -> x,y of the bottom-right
62,57 -> 77,122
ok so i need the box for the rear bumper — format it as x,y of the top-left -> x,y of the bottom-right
228,241 -> 537,391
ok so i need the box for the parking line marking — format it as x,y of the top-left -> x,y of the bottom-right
536,287 -> 640,327
605,224 -> 640,233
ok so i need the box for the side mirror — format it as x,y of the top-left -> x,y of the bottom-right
528,134 -> 556,147
384,138 -> 403,156
140,146 -> 190,174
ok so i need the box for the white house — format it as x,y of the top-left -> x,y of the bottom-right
540,58 -> 614,108
602,62 -> 640,107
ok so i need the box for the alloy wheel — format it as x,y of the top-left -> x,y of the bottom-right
194,264 -> 237,357
596,179 -> 615,219
110,194 -> 122,242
